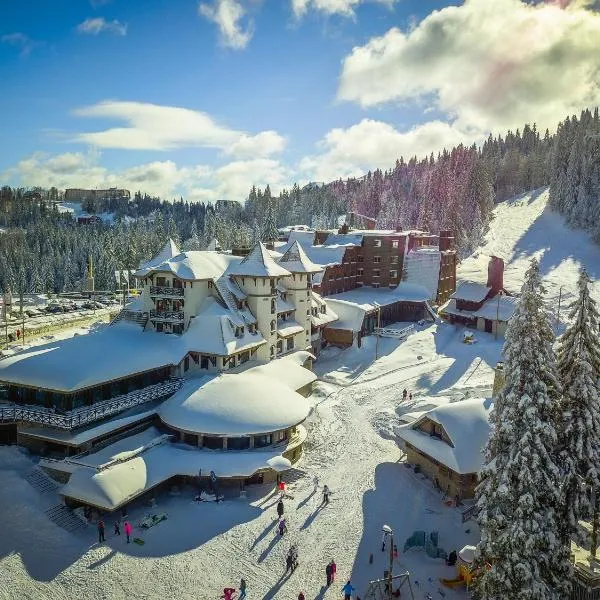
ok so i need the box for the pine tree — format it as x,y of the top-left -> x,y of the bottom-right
261,200 -> 278,242
182,219 -> 201,251
557,269 -> 600,545
476,259 -> 568,600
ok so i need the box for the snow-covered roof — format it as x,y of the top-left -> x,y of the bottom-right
451,281 -> 491,303
310,291 -> 339,327
327,282 -> 431,311
323,233 -> 363,247
159,372 -> 311,435
325,300 -> 365,333
238,351 -> 316,390
438,299 -> 478,320
61,440 -> 292,510
0,323 -> 182,392
472,294 -> 518,322
397,398 -> 493,474
287,230 -> 316,247
403,248 -> 441,300
278,241 -> 323,274
136,250 -> 240,281
277,319 -> 305,337
276,296 -> 295,314
303,244 -> 348,268
227,243 -> 291,278
138,239 -> 180,272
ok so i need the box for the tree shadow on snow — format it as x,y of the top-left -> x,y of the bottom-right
350,462 -> 477,598
87,548 -> 116,569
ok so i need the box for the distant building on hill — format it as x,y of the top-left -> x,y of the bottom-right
64,188 -> 130,202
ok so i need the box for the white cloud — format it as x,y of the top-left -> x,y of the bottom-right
71,100 -> 286,157
199,0 -> 253,49
1,32 -> 42,56
2,152 -> 292,203
299,118 -> 480,182
338,0 -> 600,134
292,0 -> 395,18
76,17 -> 128,36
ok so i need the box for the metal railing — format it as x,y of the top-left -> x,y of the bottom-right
0,378 -> 183,430
149,310 -> 184,321
149,286 -> 184,297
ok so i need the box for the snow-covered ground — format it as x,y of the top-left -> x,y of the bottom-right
0,323 -> 497,600
1,188 -> 598,599
459,187 -> 600,307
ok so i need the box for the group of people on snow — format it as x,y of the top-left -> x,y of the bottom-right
401,388 -> 413,402
97,518 -> 133,544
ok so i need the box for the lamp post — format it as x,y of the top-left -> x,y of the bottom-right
374,302 -> 381,360
494,290 -> 503,341
382,524 -> 394,600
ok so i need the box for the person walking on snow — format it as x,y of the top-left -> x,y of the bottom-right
97,519 -> 105,543
331,559 -> 337,582
342,580 -> 356,600
402,388 -> 407,401
239,578 -> 247,599
322,484 -> 331,505
326,562 -> 333,586
114,520 -> 121,536
277,499 -> 284,519
124,521 -> 133,543
298,593 -> 305,600
221,588 -> 235,600
278,518 -> 287,536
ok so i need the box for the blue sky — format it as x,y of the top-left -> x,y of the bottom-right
1,0 -> 599,202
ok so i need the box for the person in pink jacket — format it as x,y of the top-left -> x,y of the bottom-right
124,521 -> 133,543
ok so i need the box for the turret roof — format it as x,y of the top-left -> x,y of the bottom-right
227,242 -> 291,278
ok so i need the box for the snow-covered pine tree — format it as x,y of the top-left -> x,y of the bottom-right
557,269 -> 600,545
476,259 -> 568,600
261,200 -> 279,243
182,219 -> 202,251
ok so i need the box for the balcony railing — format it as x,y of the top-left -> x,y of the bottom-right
0,378 -> 184,430
149,310 -> 184,321
150,285 -> 184,297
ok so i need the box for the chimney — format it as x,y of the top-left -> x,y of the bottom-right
338,223 -> 349,235
439,230 -> 454,251
487,256 -> 504,295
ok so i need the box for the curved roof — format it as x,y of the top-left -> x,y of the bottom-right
135,250 -> 240,280
160,372 -> 311,435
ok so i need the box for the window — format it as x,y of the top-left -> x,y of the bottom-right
373,269 -> 380,277
286,337 -> 294,351
390,270 -> 398,278
227,436 -> 250,450
277,340 -> 283,354
156,322 -> 164,333
357,268 -> 364,276
392,240 -> 399,248
357,255 -> 364,263
173,323 -> 183,335
270,319 -> 276,333
373,282 -> 380,288
373,256 -> 381,264
271,299 -> 276,313
254,433 -> 272,448
173,278 -> 183,289
203,436 -> 223,450
373,239 -> 381,247
390,255 -> 398,264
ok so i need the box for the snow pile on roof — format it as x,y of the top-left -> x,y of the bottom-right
325,300 -> 366,333
403,248 -> 441,300
451,281 -> 491,303
242,351 -> 316,390
61,442 -> 292,510
397,397 -> 493,474
473,294 -> 518,321
287,230 -> 316,247
303,245 -> 347,268
136,250 -> 240,281
277,319 -> 304,337
323,233 -> 363,247
310,291 -> 338,327
160,372 -> 311,435
227,243 -> 291,278
278,241 -> 322,274
438,299 -> 478,320
328,282 -> 431,310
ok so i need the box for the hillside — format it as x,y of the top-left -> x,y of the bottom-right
458,187 -> 600,310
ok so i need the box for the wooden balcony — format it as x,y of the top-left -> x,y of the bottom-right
149,309 -> 184,321
149,286 -> 184,298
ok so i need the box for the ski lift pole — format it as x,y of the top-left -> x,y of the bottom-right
383,524 -> 393,600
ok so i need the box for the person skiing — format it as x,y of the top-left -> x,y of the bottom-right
278,518 -> 287,536
322,484 -> 331,505
331,559 -> 337,582
97,519 -> 105,543
239,578 -> 247,599
341,580 -> 356,600
277,499 -> 284,519
114,520 -> 121,536
326,562 -> 333,586
124,520 -> 133,543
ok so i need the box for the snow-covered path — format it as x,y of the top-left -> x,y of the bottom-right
1,324 -> 496,600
